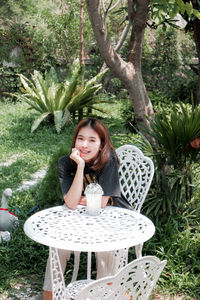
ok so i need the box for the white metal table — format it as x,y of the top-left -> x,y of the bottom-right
24,205 -> 155,299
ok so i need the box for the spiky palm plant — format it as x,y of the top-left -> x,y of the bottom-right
140,103 -> 200,216
145,103 -> 200,167
9,59 -> 108,133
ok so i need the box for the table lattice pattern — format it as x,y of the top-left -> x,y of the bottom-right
24,205 -> 155,252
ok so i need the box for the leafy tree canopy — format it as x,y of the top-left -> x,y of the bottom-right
0,0 -> 93,67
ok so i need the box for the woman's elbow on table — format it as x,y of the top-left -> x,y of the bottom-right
66,203 -> 77,210
64,202 -> 77,210
63,196 -> 78,210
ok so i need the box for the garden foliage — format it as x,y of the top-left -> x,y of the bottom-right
142,26 -> 197,103
8,59 -> 108,133
0,100 -> 200,299
1,2 -> 200,298
140,103 -> 200,216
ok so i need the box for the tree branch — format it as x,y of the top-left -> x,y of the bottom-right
115,21 -> 131,51
101,0 -> 122,13
101,0 -> 122,28
86,0 -> 128,81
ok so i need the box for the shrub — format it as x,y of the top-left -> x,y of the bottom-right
119,98 -> 137,132
142,26 -> 197,102
140,103 -> 200,216
36,144 -> 71,209
0,66 -> 26,100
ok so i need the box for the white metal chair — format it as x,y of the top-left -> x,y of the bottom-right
50,248 -> 166,300
116,145 -> 154,213
72,145 -> 154,284
74,256 -> 166,300
116,144 -> 154,259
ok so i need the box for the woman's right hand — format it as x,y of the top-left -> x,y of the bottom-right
70,148 -> 85,168
64,148 -> 85,210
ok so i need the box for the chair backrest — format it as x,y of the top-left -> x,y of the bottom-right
77,256 -> 167,300
116,145 -> 154,212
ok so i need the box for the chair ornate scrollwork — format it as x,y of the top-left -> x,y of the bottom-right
75,256 -> 166,300
50,248 -> 166,300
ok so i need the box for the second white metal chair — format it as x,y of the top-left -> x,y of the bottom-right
76,255 -> 166,300
50,247 -> 166,300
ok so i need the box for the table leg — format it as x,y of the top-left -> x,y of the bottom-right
49,247 -> 66,300
71,251 -> 81,282
135,243 -> 143,258
87,251 -> 92,280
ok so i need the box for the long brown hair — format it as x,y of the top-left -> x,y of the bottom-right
71,118 -> 119,171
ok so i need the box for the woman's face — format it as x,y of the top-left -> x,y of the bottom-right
75,126 -> 102,163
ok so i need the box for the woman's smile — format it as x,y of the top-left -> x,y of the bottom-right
80,150 -> 90,156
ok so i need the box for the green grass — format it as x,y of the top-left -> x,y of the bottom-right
0,101 -> 74,159
142,204 -> 200,299
0,100 -> 74,192
0,100 -> 200,299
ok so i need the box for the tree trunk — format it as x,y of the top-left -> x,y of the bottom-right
79,0 -> 84,120
85,0 -> 154,130
79,0 -> 84,67
192,0 -> 200,105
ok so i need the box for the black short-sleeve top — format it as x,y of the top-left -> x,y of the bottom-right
58,149 -> 132,209
58,149 -> 121,197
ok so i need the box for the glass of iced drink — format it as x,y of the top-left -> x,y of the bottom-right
84,183 -> 104,215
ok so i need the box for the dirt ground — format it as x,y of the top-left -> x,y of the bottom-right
0,289 -> 195,300
0,294 -> 190,300
0,276 -> 196,300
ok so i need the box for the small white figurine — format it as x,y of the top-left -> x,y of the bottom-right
0,188 -> 19,232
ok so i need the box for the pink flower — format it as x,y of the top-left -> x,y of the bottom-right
179,65 -> 184,70
190,138 -> 200,149
160,76 -> 164,80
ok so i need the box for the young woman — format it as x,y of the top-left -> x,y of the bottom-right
43,117 -> 131,300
